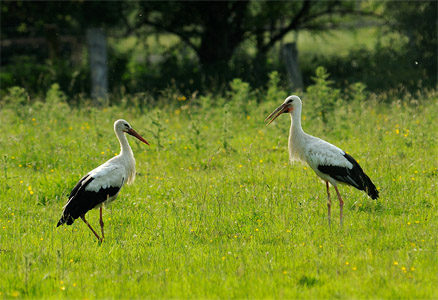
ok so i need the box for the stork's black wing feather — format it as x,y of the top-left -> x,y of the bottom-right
68,174 -> 92,199
57,175 -> 121,227
318,153 -> 379,199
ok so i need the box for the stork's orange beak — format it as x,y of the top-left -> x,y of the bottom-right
264,103 -> 292,125
127,128 -> 150,145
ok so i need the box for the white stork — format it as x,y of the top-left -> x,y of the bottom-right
57,119 -> 149,242
265,95 -> 378,225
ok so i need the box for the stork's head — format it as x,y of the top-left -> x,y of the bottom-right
265,95 -> 302,125
114,119 -> 149,145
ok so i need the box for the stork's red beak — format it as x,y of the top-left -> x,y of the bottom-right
127,128 -> 150,145
264,103 -> 292,125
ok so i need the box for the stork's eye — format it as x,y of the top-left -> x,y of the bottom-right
124,124 -> 130,129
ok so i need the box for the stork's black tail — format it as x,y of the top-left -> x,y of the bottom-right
344,153 -> 379,199
318,153 -> 379,200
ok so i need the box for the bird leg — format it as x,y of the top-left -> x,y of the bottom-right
334,186 -> 344,226
99,206 -> 105,240
325,181 -> 331,226
80,215 -> 102,242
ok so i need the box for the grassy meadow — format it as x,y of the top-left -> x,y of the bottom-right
1,80 -> 437,298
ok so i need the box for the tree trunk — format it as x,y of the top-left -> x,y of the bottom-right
196,1 -> 248,85
198,29 -> 237,86
282,42 -> 303,91
87,28 -> 108,105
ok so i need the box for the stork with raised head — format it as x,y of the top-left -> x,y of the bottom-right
57,119 -> 149,242
265,95 -> 378,225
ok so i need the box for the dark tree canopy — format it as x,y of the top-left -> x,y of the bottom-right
385,1 -> 437,85
134,0 -> 362,82
1,0 -> 436,95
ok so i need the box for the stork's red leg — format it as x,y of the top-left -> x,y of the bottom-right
334,186 -> 344,226
99,206 -> 105,240
80,215 -> 102,242
325,181 -> 331,225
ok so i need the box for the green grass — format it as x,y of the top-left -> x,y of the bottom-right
1,85 -> 437,299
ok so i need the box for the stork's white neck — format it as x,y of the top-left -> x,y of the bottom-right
116,130 -> 133,157
290,104 -> 304,135
288,103 -> 306,163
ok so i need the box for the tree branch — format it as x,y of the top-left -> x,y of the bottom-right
259,2 -> 381,54
259,0 -> 312,53
124,18 -> 201,56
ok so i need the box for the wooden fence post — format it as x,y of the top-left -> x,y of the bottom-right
282,42 -> 303,91
86,28 -> 108,105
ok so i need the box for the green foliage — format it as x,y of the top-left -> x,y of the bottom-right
228,78 -> 254,116
46,83 -> 67,105
348,82 -> 368,103
2,86 -> 30,106
146,110 -> 168,150
305,66 -> 341,124
311,44 -> 434,93
266,71 -> 288,102
1,84 -> 438,298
